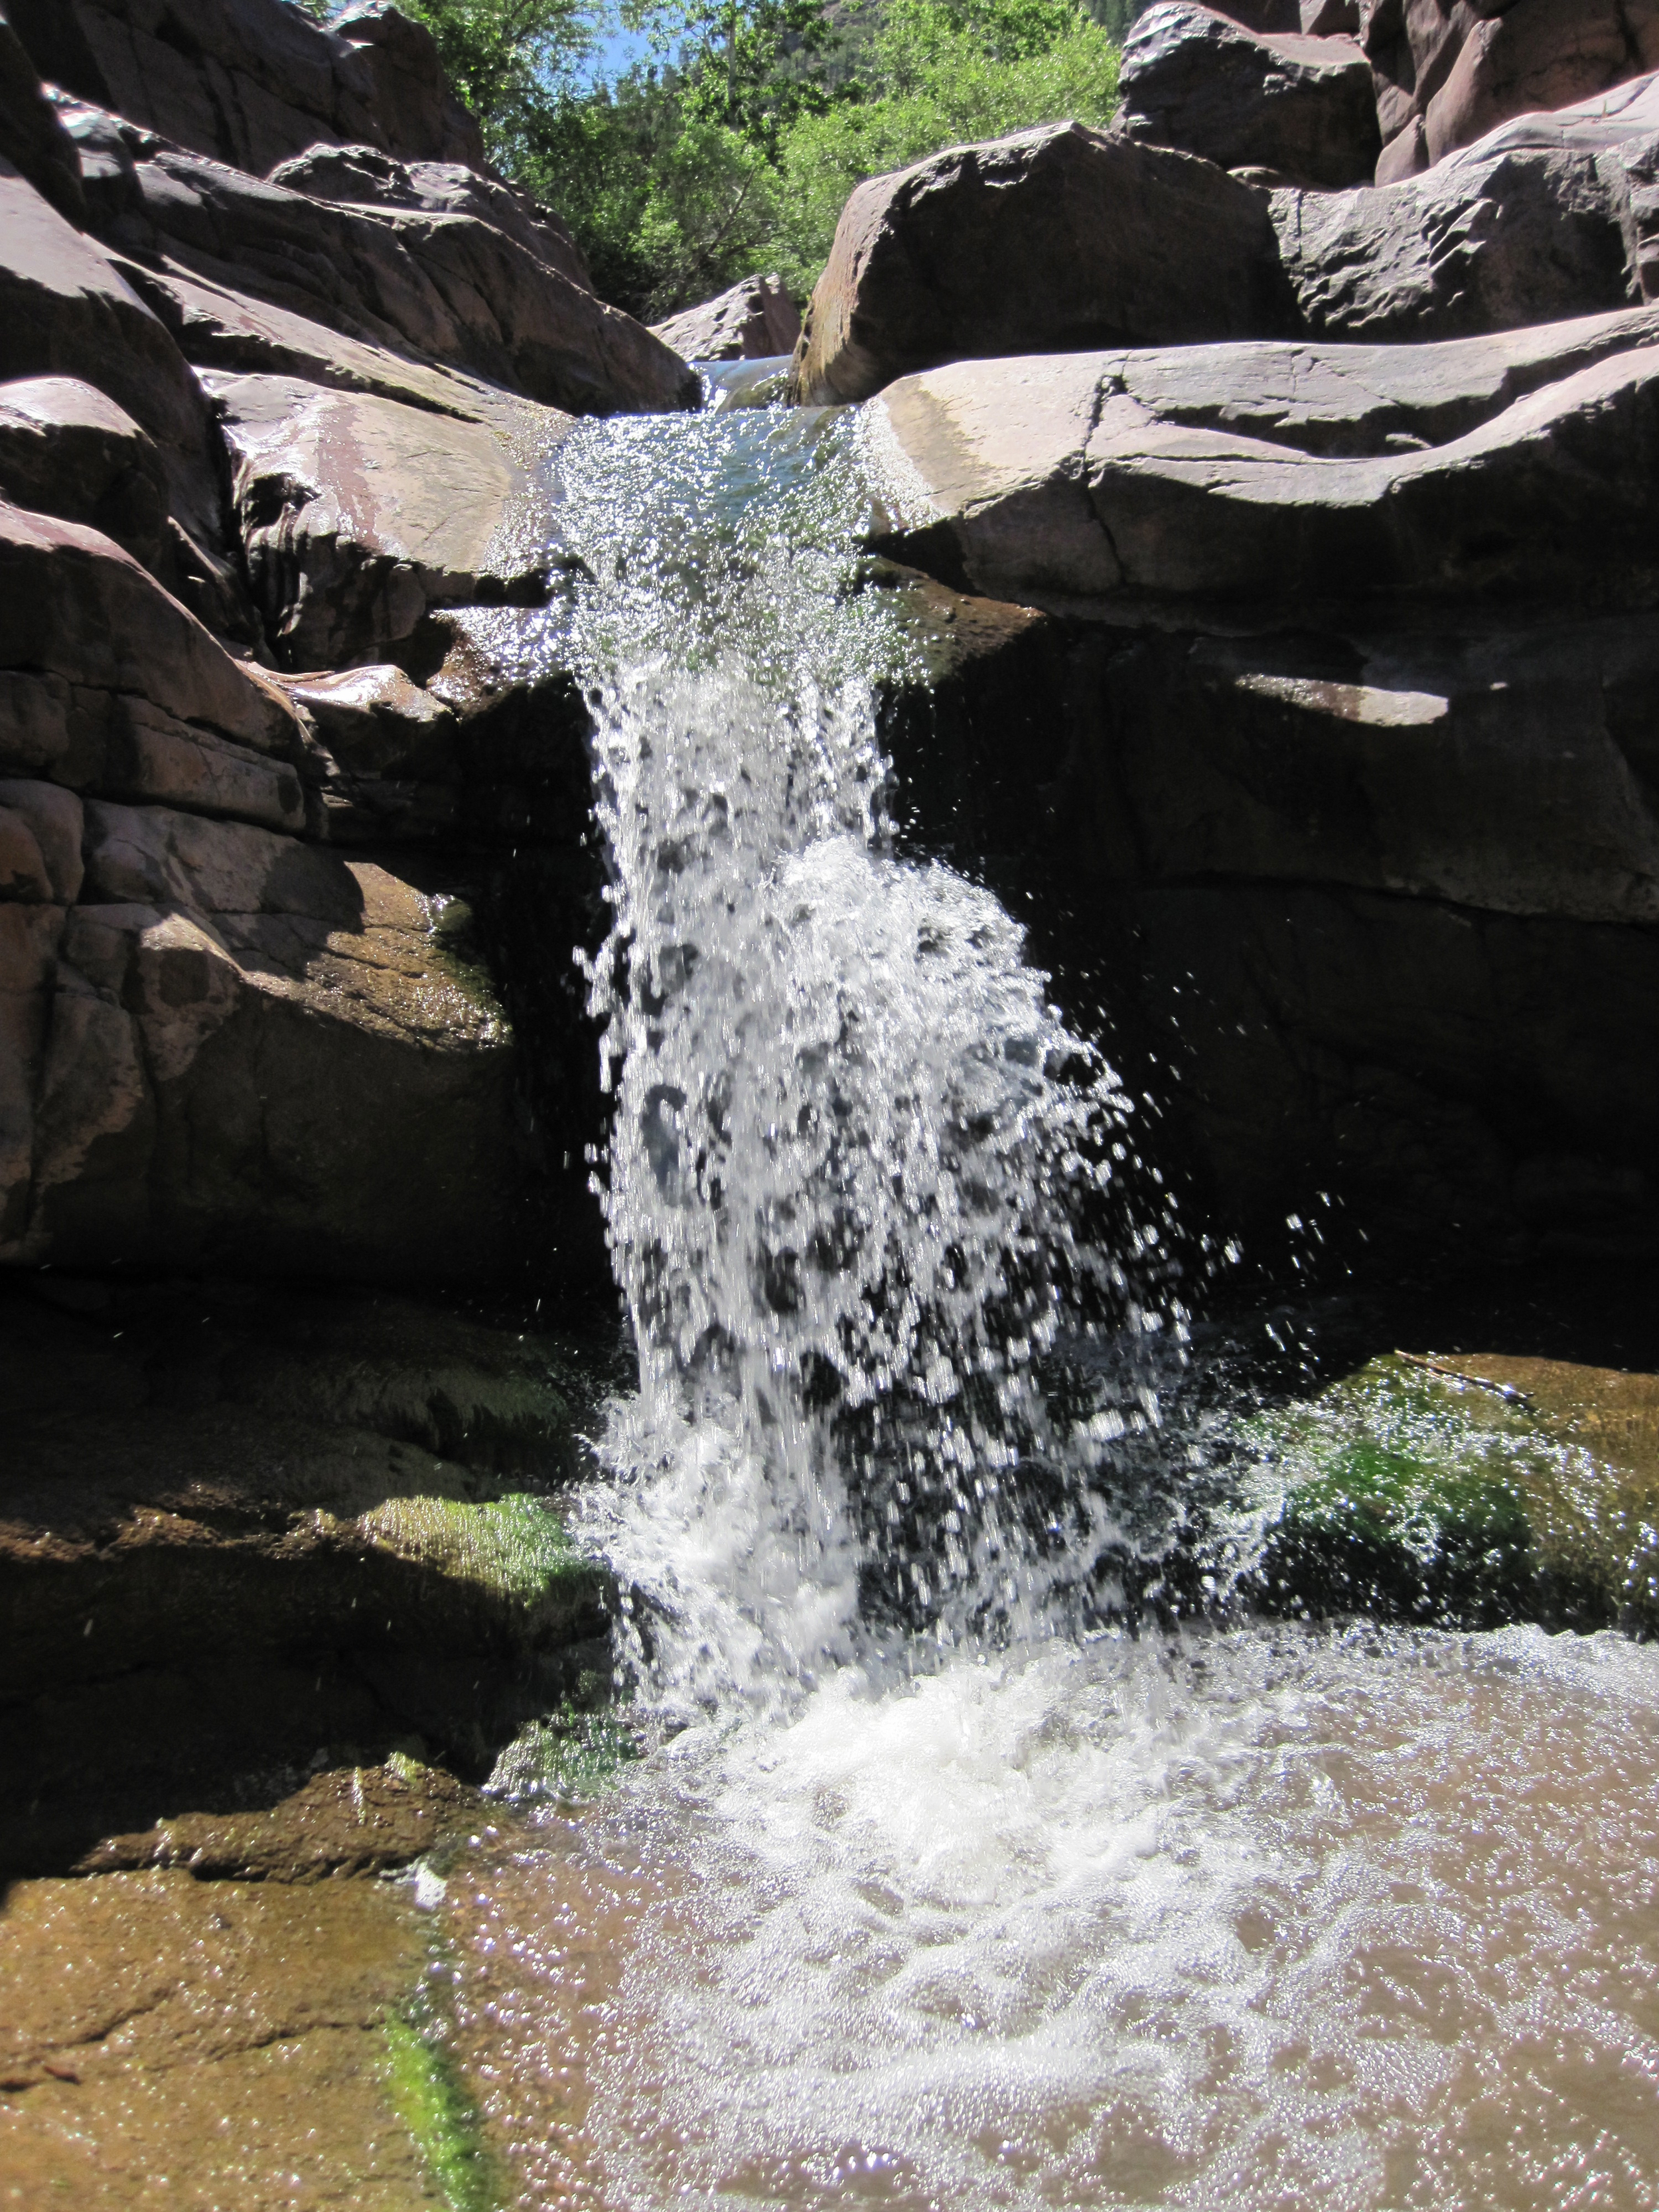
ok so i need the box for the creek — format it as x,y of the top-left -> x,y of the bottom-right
443,391 -> 1659,2211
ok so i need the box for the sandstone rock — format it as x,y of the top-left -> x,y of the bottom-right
1301,0 -> 1358,30
7,0 -> 477,177
68,108 -> 695,417
205,370 -> 571,668
0,5 -> 85,222
791,122 -> 1290,404
1364,0 -> 1659,179
865,309 -> 1659,616
0,161 -> 248,629
0,374 -> 168,570
0,782 -> 83,904
271,139 -> 592,292
1271,129 -> 1647,339
1116,3 -> 1381,188
654,272 -> 802,361
0,1274 -> 613,1871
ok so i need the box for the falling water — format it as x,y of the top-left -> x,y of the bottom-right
447,399 -> 1659,2210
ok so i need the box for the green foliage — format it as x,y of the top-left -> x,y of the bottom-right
397,0 -> 1122,322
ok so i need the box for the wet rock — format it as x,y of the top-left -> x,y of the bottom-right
654,272 -> 802,361
78,1757 -> 488,1879
790,121 -> 1291,404
1116,3 -> 1380,188
1364,0 -> 1659,180
0,1274 -> 617,1874
864,310 -> 1659,615
0,1866 -> 440,2198
204,370 -> 572,668
1240,1350 -> 1659,1631
68,108 -> 697,418
7,0 -> 478,177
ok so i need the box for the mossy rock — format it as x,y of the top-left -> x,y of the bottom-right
1240,1351 -> 1659,1633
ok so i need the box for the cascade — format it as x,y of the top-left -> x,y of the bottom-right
449,399 -> 1659,2212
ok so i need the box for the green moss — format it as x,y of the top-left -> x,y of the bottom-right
383,2015 -> 506,2212
360,1491 -> 609,1623
1237,1353 -> 1659,1633
488,1703 -> 642,1804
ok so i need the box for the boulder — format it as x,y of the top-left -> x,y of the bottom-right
865,309 -> 1659,614
0,375 -> 169,571
5,0 -> 478,178
205,370 -> 572,668
1271,127 -> 1648,340
64,106 -> 696,417
790,122 -> 1291,404
654,273 -> 802,361
0,5 -> 86,222
271,141 -> 593,293
1363,0 -> 1659,180
1116,3 -> 1380,188
0,160 -> 250,632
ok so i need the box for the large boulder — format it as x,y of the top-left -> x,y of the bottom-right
0,159 -> 253,635
5,0 -> 480,177
1364,0 -> 1659,183
653,273 -> 802,361
205,370 -> 571,668
865,317 -> 1659,1259
1116,3 -> 1381,188
0,5 -> 86,222
65,106 -> 697,417
1273,78 -> 1659,338
865,309 -> 1659,612
0,375 -> 169,571
790,122 -> 1290,404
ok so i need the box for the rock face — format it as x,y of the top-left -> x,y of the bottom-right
791,122 -> 1290,404
7,0 -> 482,175
866,312 -> 1659,1261
653,272 -> 802,360
1364,0 -> 1659,181
1117,3 -> 1381,187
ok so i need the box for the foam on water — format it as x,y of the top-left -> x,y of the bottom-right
461,404 -> 1659,2208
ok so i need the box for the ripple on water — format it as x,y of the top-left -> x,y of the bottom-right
448,1623 -> 1659,2211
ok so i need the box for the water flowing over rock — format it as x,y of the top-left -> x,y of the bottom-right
1116,2 -> 1381,186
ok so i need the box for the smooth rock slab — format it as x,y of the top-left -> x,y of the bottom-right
864,309 -> 1659,615
1117,2 -> 1380,188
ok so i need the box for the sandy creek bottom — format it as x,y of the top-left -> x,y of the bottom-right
430,1622 -> 1659,2212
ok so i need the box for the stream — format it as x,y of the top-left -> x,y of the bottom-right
445,391 -> 1659,2211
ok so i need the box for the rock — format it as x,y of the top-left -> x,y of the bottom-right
0,1273 -> 615,1873
330,0 -> 484,169
1242,1350 -> 1659,1631
271,139 -> 593,292
0,161 -> 250,632
0,374 -> 169,570
1116,3 -> 1381,189
866,321 -> 1659,1261
6,0 -> 477,177
0,1867 -> 445,2196
865,309 -> 1659,614
0,782 -> 84,905
1364,0 -> 1659,179
204,370 -> 571,668
790,122 -> 1291,404
68,109 -> 696,417
1271,90 -> 1659,340
0,5 -> 86,222
653,272 -> 802,361
1301,0 -> 1358,29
